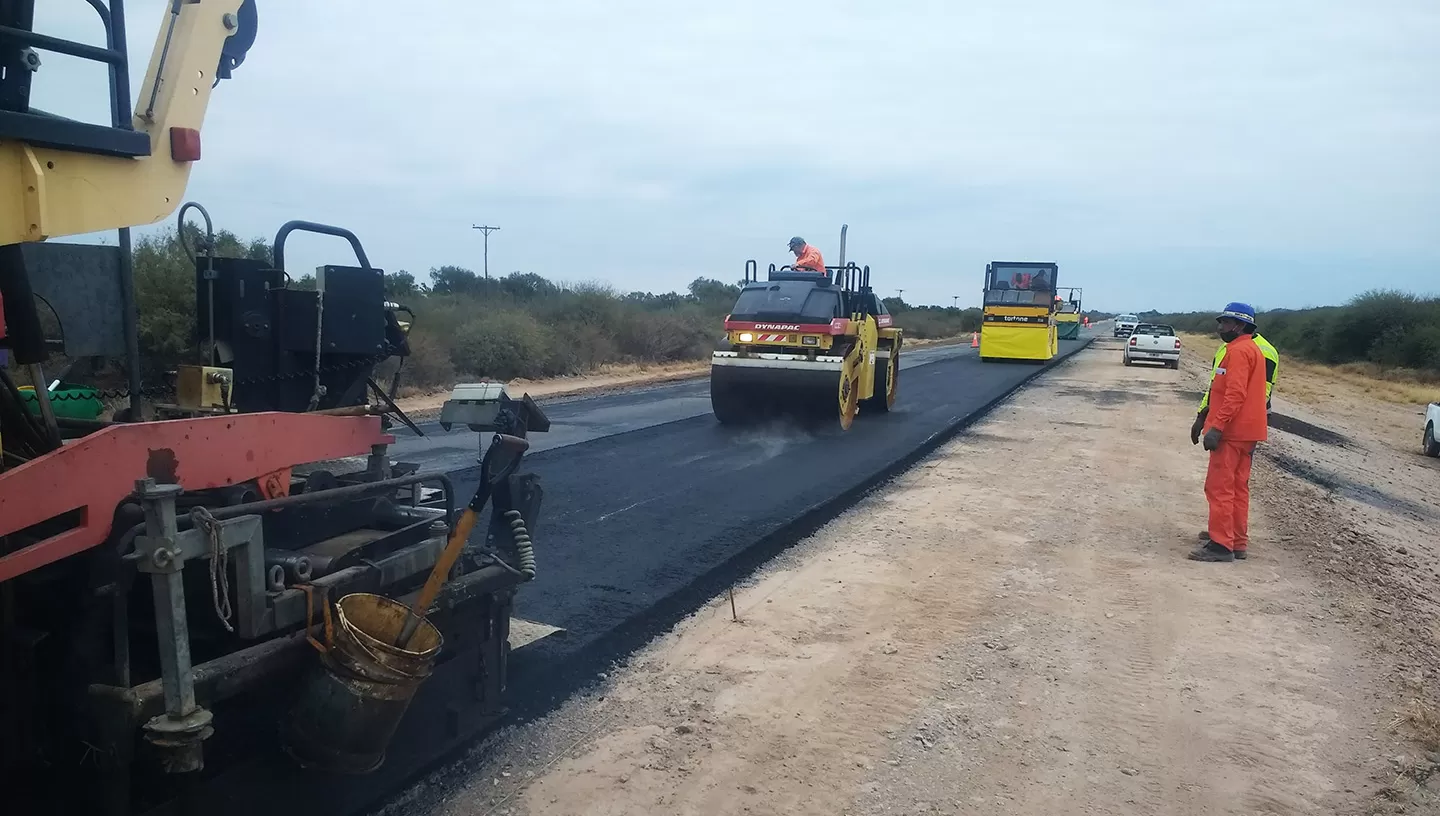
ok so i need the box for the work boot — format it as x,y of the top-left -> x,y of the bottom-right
1202,530 -> 1247,558
1187,541 -> 1234,562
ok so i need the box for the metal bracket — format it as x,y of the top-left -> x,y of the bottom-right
133,511 -> 272,639
133,478 -> 214,773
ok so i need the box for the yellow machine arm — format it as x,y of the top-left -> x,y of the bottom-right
0,0 -> 252,245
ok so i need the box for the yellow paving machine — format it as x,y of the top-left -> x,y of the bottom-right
1056,287 -> 1083,340
979,260 -> 1059,363
0,4 -> 555,814
710,226 -> 901,430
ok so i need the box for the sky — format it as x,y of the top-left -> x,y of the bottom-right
38,0 -> 1440,313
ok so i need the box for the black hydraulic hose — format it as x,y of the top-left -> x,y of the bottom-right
0,367 -> 52,458
465,434 -> 535,581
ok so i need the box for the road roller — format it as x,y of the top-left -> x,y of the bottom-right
710,227 -> 902,429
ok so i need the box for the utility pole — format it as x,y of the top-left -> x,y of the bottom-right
897,288 -> 905,302
952,295 -> 959,309
471,224 -> 500,280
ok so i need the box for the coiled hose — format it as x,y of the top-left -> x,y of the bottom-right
504,509 -> 536,580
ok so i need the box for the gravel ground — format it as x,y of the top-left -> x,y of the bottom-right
387,339 -> 1440,816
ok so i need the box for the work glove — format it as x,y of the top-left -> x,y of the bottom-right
1190,413 -> 1206,445
1202,428 -> 1222,451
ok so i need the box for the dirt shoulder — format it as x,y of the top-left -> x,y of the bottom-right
394,337 -> 969,418
419,337 -> 1440,816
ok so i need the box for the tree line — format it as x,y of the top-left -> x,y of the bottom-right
1139,290 -> 1440,376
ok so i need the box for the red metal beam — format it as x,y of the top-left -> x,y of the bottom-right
0,412 -> 393,583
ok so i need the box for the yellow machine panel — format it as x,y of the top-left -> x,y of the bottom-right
0,0 -> 245,245
176,365 -> 234,411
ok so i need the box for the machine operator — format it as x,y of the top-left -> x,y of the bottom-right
788,236 -> 826,274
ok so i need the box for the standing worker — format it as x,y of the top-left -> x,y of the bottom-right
1189,303 -> 1269,563
1192,318 -> 1279,549
1193,327 -> 1279,423
788,236 -> 826,274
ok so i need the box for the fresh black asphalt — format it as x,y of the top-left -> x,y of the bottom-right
437,336 -> 1095,710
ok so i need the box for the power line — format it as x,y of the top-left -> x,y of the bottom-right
471,224 -> 500,280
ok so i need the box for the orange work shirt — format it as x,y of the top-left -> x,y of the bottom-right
794,244 -> 825,273
1205,334 -> 1269,442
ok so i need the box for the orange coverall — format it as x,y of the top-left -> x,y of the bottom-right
793,244 -> 825,273
1202,334 -> 1269,552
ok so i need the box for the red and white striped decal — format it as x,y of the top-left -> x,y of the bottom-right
756,333 -> 788,342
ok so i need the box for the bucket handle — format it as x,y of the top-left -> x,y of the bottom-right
334,607 -> 432,681
301,584 -> 335,654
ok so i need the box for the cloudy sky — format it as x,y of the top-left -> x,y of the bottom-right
40,1 -> 1440,312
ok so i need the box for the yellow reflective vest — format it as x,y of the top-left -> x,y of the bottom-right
1199,332 -> 1277,413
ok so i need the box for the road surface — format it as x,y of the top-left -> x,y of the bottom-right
389,341 -> 989,473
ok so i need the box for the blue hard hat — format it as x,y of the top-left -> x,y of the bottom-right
1217,302 -> 1256,326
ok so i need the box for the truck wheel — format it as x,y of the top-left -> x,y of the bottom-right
1122,355 -> 1132,367
1425,423 -> 1440,457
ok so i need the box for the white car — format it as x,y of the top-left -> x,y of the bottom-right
1114,314 -> 1139,337
1123,323 -> 1182,369
1424,402 -> 1440,457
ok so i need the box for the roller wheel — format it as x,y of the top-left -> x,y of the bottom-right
711,378 -> 751,426
863,346 -> 899,413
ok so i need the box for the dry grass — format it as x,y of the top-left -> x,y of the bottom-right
1391,697 -> 1440,755
1178,332 -> 1440,407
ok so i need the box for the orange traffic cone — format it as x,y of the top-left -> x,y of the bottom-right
970,332 -> 979,348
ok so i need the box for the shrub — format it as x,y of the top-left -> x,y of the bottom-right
616,312 -> 713,362
1145,290 -> 1440,375
386,329 -> 455,391
449,311 -> 554,381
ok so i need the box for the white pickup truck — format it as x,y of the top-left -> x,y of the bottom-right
1114,314 -> 1140,337
1424,402 -> 1440,457
1122,323 -> 1182,369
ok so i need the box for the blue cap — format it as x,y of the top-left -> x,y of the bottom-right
1217,302 -> 1256,326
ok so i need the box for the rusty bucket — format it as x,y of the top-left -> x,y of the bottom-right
282,592 -> 442,774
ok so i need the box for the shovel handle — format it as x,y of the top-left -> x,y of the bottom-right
395,506 -> 479,648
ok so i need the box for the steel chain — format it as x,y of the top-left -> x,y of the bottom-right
38,350 -> 392,402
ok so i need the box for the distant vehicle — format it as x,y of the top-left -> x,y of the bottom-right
1424,403 -> 1440,457
1114,314 -> 1140,337
1123,323 -> 1181,369
979,260 -> 1060,363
